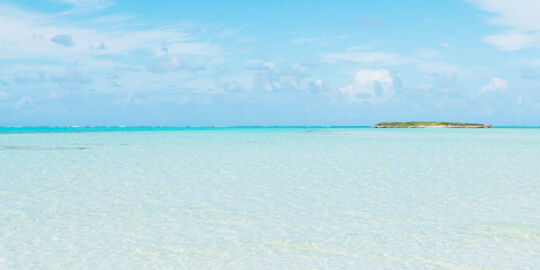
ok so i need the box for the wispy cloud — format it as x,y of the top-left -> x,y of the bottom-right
51,64 -> 92,87
480,77 -> 507,95
15,95 -> 34,107
0,5 -> 218,60
54,0 -> 113,11
327,46 -> 469,77
357,17 -> 379,25
14,73 -> 46,84
466,0 -> 540,31
0,2 -> 221,98
0,90 -> 9,100
483,32 -> 540,51
147,55 -> 205,73
291,38 -> 319,44
325,52 -> 406,66
467,0 -> 540,50
521,68 -> 540,80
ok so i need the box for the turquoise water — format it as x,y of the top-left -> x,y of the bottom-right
1,128 -> 539,269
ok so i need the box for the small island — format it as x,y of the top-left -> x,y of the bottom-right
374,122 -> 492,128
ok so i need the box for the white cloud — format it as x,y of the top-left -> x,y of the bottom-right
521,58 -> 540,67
239,61 -> 322,92
84,14 -> 136,25
0,5 -> 219,61
340,69 -> 394,103
414,48 -> 439,58
147,56 -> 182,73
327,47 -> 471,80
248,60 -> 277,71
0,90 -> 9,100
51,64 -> 92,87
166,42 -> 220,56
90,43 -> 106,50
48,90 -> 59,99
217,28 -> 239,38
55,0 -> 113,10
416,62 -> 466,75
0,3 -> 222,96
291,38 -> 319,44
263,62 -> 277,70
14,73 -> 46,84
479,77 -> 507,94
15,95 -> 34,107
483,32 -> 540,51
467,0 -> 540,31
516,95 -> 540,108
467,0 -> 540,50
146,55 -> 205,73
325,52 -> 406,65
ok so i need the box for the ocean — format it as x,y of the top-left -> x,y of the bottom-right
1,127 -> 538,269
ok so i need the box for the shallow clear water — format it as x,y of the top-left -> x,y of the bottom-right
1,128 -> 539,269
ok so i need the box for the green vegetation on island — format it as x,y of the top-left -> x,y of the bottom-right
374,122 -> 492,128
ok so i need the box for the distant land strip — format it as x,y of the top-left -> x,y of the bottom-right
374,122 -> 492,128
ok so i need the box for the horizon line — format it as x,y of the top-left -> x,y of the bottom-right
1,125 -> 539,129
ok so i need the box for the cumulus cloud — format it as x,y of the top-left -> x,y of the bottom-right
51,34 -> 76,47
340,69 -> 394,103
0,3 -> 223,99
232,61 -> 322,92
480,77 -> 507,95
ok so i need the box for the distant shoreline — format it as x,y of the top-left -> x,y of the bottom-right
375,122 -> 492,128
1,126 -> 538,135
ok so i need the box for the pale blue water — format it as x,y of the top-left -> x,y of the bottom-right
1,127 -> 539,269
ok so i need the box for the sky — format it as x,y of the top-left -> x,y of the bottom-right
0,0 -> 539,126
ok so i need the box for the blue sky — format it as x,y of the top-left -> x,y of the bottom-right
0,0 -> 539,126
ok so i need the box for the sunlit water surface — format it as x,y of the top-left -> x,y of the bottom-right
1,127 -> 539,269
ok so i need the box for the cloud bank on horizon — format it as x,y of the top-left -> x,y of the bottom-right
0,0 -> 539,126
